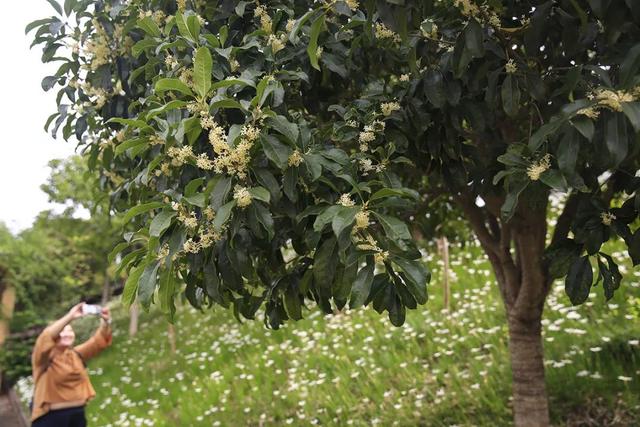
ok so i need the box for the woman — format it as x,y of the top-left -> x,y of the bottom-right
30,302 -> 112,426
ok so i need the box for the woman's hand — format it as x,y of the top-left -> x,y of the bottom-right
100,306 -> 111,325
47,302 -> 85,338
67,302 -> 86,320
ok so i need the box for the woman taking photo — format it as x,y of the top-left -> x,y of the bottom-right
30,302 -> 112,426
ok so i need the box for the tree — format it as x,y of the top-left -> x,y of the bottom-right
29,1 -> 640,425
41,155 -> 123,303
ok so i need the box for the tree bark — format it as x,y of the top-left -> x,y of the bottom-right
507,310 -> 549,427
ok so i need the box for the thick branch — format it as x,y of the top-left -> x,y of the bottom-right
550,192 -> 579,247
498,221 -> 521,307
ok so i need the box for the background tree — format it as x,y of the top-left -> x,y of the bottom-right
30,0 -> 640,425
41,155 -> 123,302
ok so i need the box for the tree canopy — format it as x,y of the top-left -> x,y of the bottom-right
29,1 -> 640,424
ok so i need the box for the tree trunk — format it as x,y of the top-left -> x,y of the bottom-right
437,236 -> 450,311
507,311 -> 549,427
101,275 -> 111,306
455,193 -> 550,426
0,286 -> 16,348
129,302 -> 139,336
167,324 -> 176,354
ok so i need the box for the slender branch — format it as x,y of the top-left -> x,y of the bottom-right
454,193 -> 499,256
455,193 -> 514,307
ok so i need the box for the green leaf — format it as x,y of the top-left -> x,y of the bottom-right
388,293 -> 406,327
260,135 -> 292,169
307,14 -> 325,70
605,113 -> 628,167
137,16 -> 161,37
266,116 -> 299,144
620,102 -> 640,133
539,169 -> 568,192
289,10 -> 315,45
115,249 -> 146,277
464,18 -> 484,57
185,177 -> 204,197
149,210 -> 177,237
501,75 -> 521,118
115,138 -> 147,156
155,78 -> 194,96
565,256 -> 593,305
183,193 -> 206,208
211,177 -> 232,209
313,237 -> 337,297
108,242 -> 130,264
138,261 -> 160,309
313,205 -> 341,232
599,253 -> 621,300
331,206 -> 358,237
250,202 -> 274,240
570,116 -> 595,141
46,0 -> 62,15
176,12 -> 198,42
107,118 -> 151,130
211,78 -> 255,90
211,99 -> 243,110
501,175 -> 529,221
148,100 -> 187,119
213,200 -> 236,231
545,239 -> 581,280
304,154 -> 323,182
392,258 -> 429,304
123,202 -> 166,224
133,39 -> 160,58
373,212 -> 412,241
423,70 -> 446,108
25,18 -> 57,35
63,0 -> 77,16
218,25 -> 228,46
619,43 -> 640,87
248,187 -> 270,203
350,259 -> 374,309
158,266 -> 177,321
284,285 -> 303,321
122,263 -> 146,307
557,130 -> 579,175
528,99 -> 592,150
370,188 -> 419,201
284,168 -> 298,202
187,15 -> 201,42
193,47 -> 212,98
626,229 -> 640,266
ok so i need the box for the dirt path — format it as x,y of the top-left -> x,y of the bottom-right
0,389 -> 28,427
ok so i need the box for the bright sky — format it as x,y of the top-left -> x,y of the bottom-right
0,1 -> 78,234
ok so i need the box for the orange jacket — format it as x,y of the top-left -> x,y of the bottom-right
30,323 -> 112,421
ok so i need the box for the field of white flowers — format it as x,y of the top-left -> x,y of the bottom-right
16,240 -> 640,426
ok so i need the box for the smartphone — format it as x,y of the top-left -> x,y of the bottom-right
82,304 -> 102,315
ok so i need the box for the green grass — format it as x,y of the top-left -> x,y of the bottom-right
17,243 -> 640,426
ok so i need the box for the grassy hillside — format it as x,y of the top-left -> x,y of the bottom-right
17,243 -> 640,426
